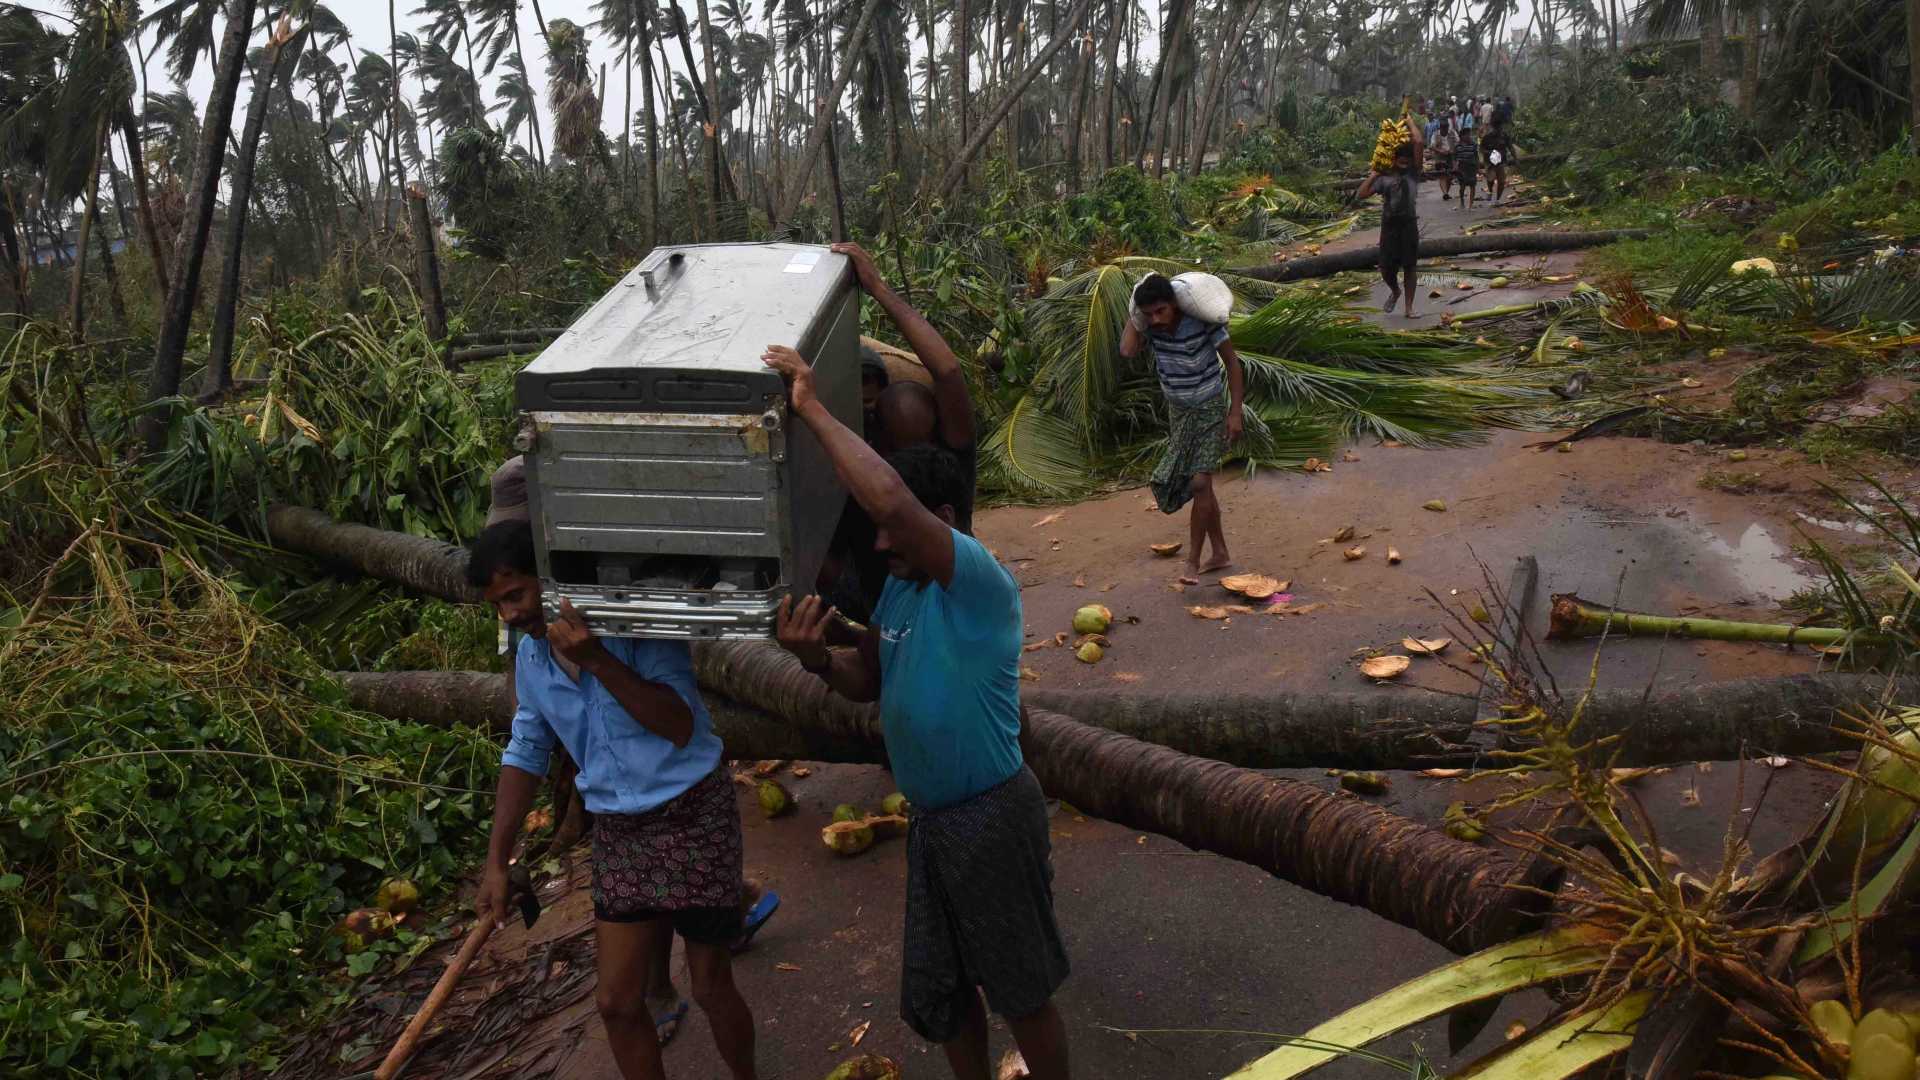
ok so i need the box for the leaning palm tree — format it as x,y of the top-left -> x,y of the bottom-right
495,51 -> 541,160
139,0 -> 262,451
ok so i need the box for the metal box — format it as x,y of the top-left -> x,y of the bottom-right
515,242 -> 858,640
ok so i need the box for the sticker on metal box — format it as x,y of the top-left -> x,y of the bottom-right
783,251 -> 821,274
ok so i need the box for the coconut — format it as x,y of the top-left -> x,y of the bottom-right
1422,499 -> 1447,512
1149,542 -> 1182,557
1072,604 -> 1113,635
822,820 -> 877,857
823,1055 -> 903,1080
335,907 -> 396,954
1075,641 -> 1105,664
758,779 -> 795,818
1848,1033 -> 1915,1080
1811,998 -> 1855,1048
832,803 -> 863,824
1342,545 -> 1366,561
1857,1010 -> 1916,1053
374,877 -> 421,914
1359,655 -> 1411,679
880,792 -> 910,818
1402,636 -> 1451,655
1488,276 -> 1509,288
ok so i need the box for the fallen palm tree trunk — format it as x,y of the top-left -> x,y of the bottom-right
344,664 -> 1541,953
1238,230 -> 1651,283
269,512 -> 1916,766
675,642 -> 1550,954
266,504 -> 478,604
340,662 -> 1919,769
1548,594 -> 1892,648
338,669 -> 888,765
447,327 -> 568,347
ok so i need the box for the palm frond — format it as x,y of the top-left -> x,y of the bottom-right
977,392 -> 1096,498
1229,292 -> 1490,374
1026,263 -> 1136,445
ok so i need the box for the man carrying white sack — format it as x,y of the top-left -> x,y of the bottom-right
1120,272 -> 1247,585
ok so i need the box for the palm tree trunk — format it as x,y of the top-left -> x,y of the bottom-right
1738,8 -> 1760,116
1150,0 -> 1194,177
622,35 -> 634,196
67,116 -> 109,343
640,3 -> 661,246
936,0 -> 1098,198
1065,6 -> 1093,190
206,27 -> 305,397
95,209 -> 129,328
140,0 -> 260,453
1908,0 -> 1920,143
1187,0 -> 1258,177
1700,4 -> 1723,84
1133,0 -> 1182,169
956,0 -> 971,176
1099,0 -> 1122,169
691,0 -> 725,236
511,19 -> 550,169
776,0 -> 887,226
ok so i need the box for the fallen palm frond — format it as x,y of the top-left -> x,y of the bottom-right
1546,593 -> 1892,648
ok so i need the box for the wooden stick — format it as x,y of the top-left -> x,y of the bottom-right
373,917 -> 498,1080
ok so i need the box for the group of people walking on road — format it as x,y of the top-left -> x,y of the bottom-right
1421,94 -> 1517,208
1357,91 -> 1520,318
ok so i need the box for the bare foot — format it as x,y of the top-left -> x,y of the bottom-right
1382,289 -> 1400,313
1198,555 -> 1233,575
1403,307 -> 1419,318
1176,574 -> 1201,586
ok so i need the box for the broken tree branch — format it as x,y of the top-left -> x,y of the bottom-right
1238,230 -> 1653,283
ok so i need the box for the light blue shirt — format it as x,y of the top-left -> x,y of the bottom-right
502,635 -> 723,815
874,530 -> 1025,811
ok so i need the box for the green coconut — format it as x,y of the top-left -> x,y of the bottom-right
1075,640 -> 1105,664
758,779 -> 795,818
1812,998 -> 1856,1048
1858,1010 -> 1916,1054
1338,771 -> 1388,795
1849,1033 -> 1916,1080
832,803 -> 863,824
374,877 -> 421,914
1072,604 -> 1112,636
880,792 -> 910,818
822,820 -> 877,857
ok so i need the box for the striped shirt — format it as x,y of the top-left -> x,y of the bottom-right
1149,316 -> 1230,406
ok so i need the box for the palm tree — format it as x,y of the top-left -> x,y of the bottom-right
411,0 -> 485,124
205,2 -> 348,396
139,0 -> 261,451
591,0 -> 643,193
544,18 -> 603,163
495,51 -> 543,165
470,0 -> 548,167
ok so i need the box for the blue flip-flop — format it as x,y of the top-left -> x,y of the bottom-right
654,1000 -> 689,1045
731,890 -> 781,954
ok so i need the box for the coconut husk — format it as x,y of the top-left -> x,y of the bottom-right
1221,573 -> 1288,599
1359,655 -> 1412,679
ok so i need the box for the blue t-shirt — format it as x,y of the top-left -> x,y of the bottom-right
873,530 -> 1024,810
501,635 -> 723,815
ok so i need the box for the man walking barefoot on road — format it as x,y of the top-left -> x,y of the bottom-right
1122,273 -> 1247,584
1358,141 -> 1421,319
762,343 -> 1073,1080
469,522 -> 760,1080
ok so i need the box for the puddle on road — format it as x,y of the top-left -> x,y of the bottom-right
1795,511 -> 1877,535
1692,521 -> 1811,599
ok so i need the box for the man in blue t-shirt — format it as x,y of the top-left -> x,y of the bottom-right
762,344 -> 1072,1080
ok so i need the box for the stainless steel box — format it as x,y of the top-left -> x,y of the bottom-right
515,242 -> 858,639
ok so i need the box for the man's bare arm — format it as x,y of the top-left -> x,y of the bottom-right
764,346 -> 956,587
834,242 -> 974,448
